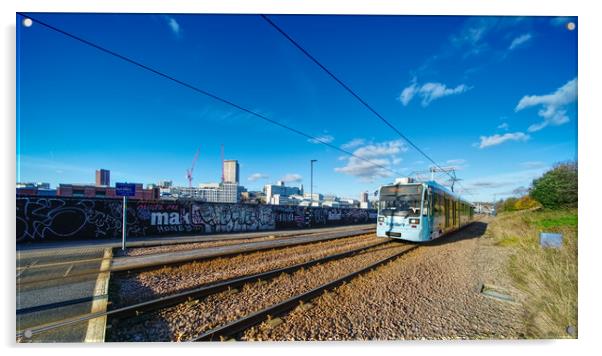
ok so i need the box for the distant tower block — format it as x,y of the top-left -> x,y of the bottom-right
223,160 -> 239,184
95,169 -> 110,186
360,191 -> 369,203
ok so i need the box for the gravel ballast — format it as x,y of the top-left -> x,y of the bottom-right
243,220 -> 526,340
110,233 -> 381,307
109,240 -> 412,341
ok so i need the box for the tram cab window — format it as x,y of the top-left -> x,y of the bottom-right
379,184 -> 424,217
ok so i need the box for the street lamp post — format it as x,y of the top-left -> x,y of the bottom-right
310,159 -> 317,207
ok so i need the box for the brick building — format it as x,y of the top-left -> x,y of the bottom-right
57,183 -> 159,200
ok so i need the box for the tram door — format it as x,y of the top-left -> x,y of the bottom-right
426,188 -> 434,238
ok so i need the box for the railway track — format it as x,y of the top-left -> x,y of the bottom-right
192,244 -> 418,341
17,238 -> 398,341
16,227 -> 374,287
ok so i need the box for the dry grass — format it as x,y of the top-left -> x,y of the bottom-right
485,209 -> 577,338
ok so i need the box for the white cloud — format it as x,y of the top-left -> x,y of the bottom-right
508,33 -> 532,50
497,122 -> 509,130
335,140 -> 407,182
340,138 -> 366,150
515,78 -> 577,132
443,159 -> 469,171
478,132 -> 530,148
451,19 -> 492,47
163,16 -> 182,37
446,159 -> 466,165
307,135 -> 334,144
281,173 -> 302,183
400,82 -> 418,106
248,173 -> 269,182
400,81 -> 470,107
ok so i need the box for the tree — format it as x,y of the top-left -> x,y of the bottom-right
499,197 -> 519,212
530,161 -> 578,209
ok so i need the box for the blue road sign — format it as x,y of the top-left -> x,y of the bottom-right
540,232 -> 563,248
116,182 -> 136,197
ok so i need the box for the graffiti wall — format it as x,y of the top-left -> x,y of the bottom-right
271,206 -> 374,228
135,201 -> 274,236
16,196 -> 376,242
16,197 -> 124,242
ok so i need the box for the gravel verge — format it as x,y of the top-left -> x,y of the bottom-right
108,240 -> 412,341
243,220 -> 526,340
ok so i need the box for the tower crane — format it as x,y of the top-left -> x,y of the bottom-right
186,147 -> 200,188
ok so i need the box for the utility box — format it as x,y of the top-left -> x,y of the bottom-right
540,232 -> 563,248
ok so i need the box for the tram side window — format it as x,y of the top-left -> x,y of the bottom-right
453,201 -> 457,226
443,197 -> 447,227
435,193 -> 443,218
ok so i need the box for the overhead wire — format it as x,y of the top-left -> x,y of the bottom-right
19,13 -> 405,179
260,14 -> 472,195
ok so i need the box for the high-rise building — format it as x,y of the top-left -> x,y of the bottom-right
360,191 -> 369,203
95,169 -> 110,186
223,160 -> 239,184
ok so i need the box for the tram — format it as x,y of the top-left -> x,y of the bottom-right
376,178 -> 474,242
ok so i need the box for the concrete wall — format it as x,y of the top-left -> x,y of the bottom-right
16,196 -> 376,242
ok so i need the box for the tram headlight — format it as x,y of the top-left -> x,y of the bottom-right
378,216 -> 385,222
409,218 -> 420,225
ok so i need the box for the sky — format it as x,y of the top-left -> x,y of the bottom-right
16,13 -> 578,202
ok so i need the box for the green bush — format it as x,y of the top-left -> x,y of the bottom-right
497,197 -> 518,212
530,162 -> 578,209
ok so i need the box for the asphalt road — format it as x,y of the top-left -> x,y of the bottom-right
17,247 -> 109,343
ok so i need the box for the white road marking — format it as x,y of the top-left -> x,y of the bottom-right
84,248 -> 112,342
16,260 -> 38,278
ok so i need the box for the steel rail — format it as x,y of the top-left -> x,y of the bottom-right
191,244 -> 419,341
16,239 -> 391,339
16,228 -> 374,286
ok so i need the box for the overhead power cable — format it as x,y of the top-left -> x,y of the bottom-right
20,13 -> 403,178
260,15 -> 462,186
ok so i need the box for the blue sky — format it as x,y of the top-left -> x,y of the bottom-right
16,13 -> 577,202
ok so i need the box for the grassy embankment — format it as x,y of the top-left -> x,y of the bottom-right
486,209 -> 577,338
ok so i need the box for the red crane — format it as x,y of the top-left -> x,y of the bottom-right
186,147 -> 200,187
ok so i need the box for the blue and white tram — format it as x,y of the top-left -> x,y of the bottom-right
376,178 -> 474,242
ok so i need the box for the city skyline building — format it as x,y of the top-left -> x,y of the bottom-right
95,169 -> 110,186
165,182 -> 245,203
57,183 -> 159,200
264,181 -> 303,205
360,191 -> 369,203
223,160 -> 239,184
